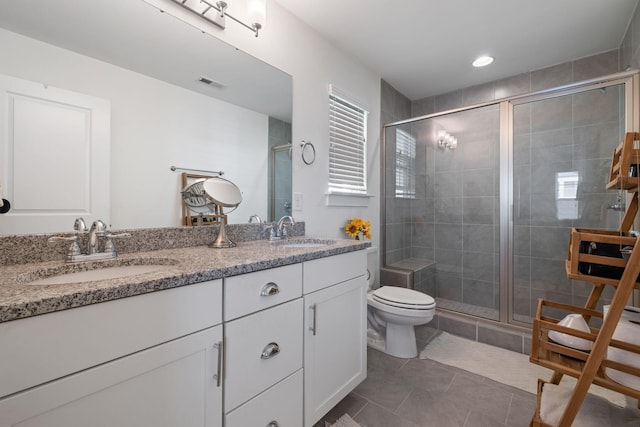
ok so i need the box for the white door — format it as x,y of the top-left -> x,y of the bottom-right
304,276 -> 367,427
0,74 -> 110,235
0,326 -> 223,427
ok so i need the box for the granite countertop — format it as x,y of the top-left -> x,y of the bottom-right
0,237 -> 370,323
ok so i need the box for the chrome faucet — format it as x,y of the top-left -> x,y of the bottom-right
88,219 -> 107,254
48,217 -> 130,262
248,214 -> 262,223
74,217 -> 87,233
276,215 -> 295,238
264,215 -> 296,241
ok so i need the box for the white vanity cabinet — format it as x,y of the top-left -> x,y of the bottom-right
303,250 -> 367,427
0,248 -> 367,427
223,264 -> 304,427
0,280 -> 224,427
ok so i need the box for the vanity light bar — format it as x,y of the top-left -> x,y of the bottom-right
171,0 -> 265,38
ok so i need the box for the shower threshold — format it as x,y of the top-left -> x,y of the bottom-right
436,297 -> 499,321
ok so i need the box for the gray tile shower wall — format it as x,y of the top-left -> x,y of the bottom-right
381,47 -> 624,330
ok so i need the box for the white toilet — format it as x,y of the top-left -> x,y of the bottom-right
366,247 -> 436,358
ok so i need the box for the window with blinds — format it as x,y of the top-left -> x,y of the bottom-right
395,128 -> 416,199
328,88 -> 368,194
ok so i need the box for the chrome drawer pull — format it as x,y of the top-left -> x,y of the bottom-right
213,341 -> 222,387
267,422 -> 279,427
261,342 -> 280,359
310,304 -> 317,336
260,282 -> 280,296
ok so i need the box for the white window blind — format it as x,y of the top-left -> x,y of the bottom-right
328,88 -> 368,194
395,128 -> 416,199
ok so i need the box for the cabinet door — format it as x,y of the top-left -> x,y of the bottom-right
304,276 -> 367,427
0,326 -> 223,427
1,279 -> 222,398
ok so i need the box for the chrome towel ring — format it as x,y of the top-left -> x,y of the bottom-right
300,140 -> 316,165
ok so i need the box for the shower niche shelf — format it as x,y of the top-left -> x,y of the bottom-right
530,131 -> 640,427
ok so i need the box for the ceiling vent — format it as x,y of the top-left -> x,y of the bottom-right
198,76 -> 226,89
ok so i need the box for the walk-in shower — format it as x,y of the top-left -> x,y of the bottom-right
382,71 -> 639,327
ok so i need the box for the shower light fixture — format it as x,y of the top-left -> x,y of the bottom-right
472,55 -> 494,67
171,0 -> 266,37
437,130 -> 457,150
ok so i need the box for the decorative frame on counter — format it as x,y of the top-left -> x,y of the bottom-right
180,173 -> 225,226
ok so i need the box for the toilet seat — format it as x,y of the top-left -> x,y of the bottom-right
372,286 -> 435,310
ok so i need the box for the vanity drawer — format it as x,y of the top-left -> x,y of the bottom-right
303,250 -> 366,294
224,263 -> 302,321
225,370 -> 302,427
224,298 -> 302,411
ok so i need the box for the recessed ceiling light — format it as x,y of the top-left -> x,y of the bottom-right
472,56 -> 494,67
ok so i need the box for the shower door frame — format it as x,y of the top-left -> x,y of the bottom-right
503,71 -> 639,327
381,70 -> 640,327
269,143 -> 292,222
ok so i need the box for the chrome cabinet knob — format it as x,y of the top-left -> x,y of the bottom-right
260,342 -> 280,359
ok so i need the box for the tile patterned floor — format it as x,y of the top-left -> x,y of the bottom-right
315,347 -> 537,427
314,328 -> 640,427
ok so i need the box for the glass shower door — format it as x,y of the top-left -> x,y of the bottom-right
270,144 -> 292,221
510,84 -> 625,324
383,104 -> 502,321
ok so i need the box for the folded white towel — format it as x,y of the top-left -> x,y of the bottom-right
328,414 -> 361,427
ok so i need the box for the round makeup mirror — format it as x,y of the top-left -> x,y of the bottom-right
180,176 -> 243,248
202,177 -> 243,248
202,177 -> 243,209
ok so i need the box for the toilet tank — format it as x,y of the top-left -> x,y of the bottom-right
366,246 -> 379,289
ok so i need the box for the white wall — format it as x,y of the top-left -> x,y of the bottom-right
1,0 -> 383,243
0,28 -> 268,230
146,0 -> 383,248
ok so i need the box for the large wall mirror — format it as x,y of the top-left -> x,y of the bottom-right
0,0 -> 292,235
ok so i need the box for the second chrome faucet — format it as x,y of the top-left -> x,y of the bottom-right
266,215 -> 295,241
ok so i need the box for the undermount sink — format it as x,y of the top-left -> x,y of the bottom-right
278,239 -> 335,248
26,265 -> 167,286
20,258 -> 177,286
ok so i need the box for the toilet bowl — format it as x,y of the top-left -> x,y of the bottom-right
366,247 -> 436,358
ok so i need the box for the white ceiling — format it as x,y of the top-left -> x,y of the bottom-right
275,0 -> 639,100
